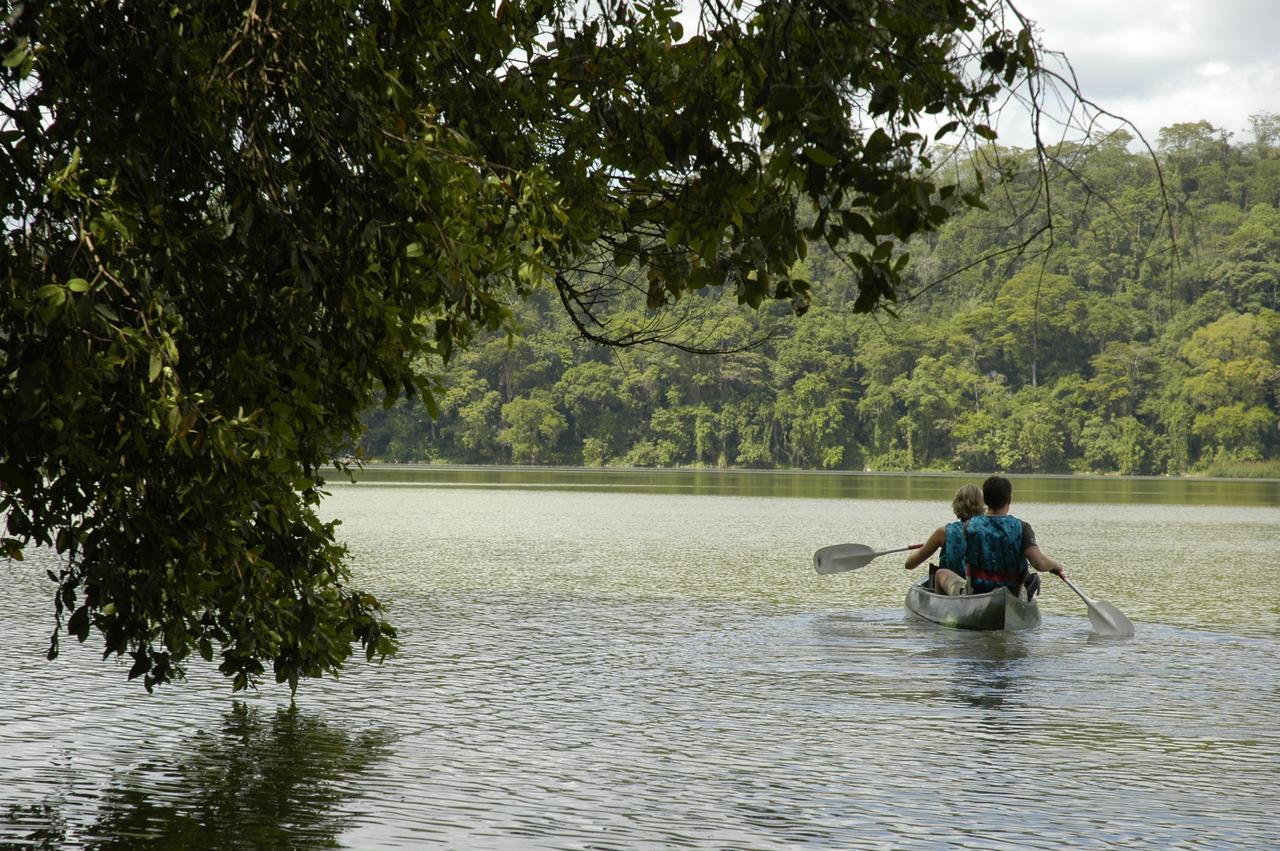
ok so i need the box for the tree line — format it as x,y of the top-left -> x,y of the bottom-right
363,118 -> 1280,476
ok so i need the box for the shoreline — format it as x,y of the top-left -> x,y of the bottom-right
335,461 -> 1280,485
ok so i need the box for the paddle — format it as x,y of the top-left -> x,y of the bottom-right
1059,576 -> 1134,637
814,543 -> 922,575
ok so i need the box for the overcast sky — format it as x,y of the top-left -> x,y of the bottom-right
673,1 -> 1277,149
1007,0 -> 1279,147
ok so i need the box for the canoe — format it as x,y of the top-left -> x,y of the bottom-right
905,577 -> 1041,631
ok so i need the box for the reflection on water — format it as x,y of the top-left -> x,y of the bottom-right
909,627 -> 1033,712
2,475 -> 1279,849
1,703 -> 393,849
348,464 -> 1280,506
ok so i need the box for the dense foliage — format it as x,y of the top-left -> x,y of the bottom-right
364,121 -> 1280,476
2,0 -> 1063,688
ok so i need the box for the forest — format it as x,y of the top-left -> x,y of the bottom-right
361,118 -> 1280,477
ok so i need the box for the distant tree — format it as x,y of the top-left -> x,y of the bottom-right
1248,112 -> 1280,152
1181,311 -> 1279,410
648,407 -> 695,463
581,437 -> 609,467
1085,342 -> 1154,419
992,271 -> 1090,387
441,370 -> 504,461
995,393 -> 1069,472
556,360 -> 639,458
498,396 -> 567,464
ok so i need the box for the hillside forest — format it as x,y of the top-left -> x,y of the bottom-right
361,119 -> 1280,477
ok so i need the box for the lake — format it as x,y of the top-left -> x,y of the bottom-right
2,468 -> 1278,848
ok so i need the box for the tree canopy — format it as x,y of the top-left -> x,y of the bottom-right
365,121 -> 1280,477
3,0 -> 1096,689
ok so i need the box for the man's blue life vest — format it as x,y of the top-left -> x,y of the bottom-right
939,521 -> 968,576
964,514 -> 1028,593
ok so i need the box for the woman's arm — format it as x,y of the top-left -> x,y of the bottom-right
904,526 -> 946,570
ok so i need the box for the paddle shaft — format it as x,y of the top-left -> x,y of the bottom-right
1059,576 -> 1093,606
871,544 -> 922,558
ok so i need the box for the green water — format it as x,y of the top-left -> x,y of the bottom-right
346,463 -> 1280,506
2,469 -> 1277,848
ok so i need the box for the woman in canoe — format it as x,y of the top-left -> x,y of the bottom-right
903,484 -> 983,595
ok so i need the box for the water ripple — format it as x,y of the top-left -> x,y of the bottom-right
2,485 -> 1278,849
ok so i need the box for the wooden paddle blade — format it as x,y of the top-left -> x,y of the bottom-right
813,543 -> 876,575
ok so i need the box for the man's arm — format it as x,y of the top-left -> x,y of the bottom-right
905,526 -> 946,570
1025,545 -> 1066,577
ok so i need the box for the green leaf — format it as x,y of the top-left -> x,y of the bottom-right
128,653 -> 149,680
981,47 -> 1007,74
840,211 -> 875,243
803,146 -> 839,167
865,128 -> 892,160
68,606 -> 90,642
869,84 -> 897,116
2,40 -> 28,69
67,278 -> 91,293
934,121 -> 959,140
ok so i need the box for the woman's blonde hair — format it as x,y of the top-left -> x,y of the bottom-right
951,484 -> 985,521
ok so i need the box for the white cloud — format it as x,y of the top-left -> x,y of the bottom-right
1195,62 -> 1231,78
671,1 -> 1275,148
1012,0 -> 1280,143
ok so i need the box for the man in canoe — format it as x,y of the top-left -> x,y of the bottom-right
950,475 -> 1066,599
902,483 -> 985,595
906,476 -> 1066,598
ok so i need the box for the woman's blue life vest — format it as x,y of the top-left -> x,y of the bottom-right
964,514 -> 1029,593
938,520 -> 969,577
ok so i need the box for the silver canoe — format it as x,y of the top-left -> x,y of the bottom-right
905,577 -> 1041,631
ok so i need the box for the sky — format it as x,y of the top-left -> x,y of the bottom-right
672,0 -> 1278,150
1001,0 -> 1280,147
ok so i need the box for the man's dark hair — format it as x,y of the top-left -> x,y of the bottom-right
982,475 -> 1013,511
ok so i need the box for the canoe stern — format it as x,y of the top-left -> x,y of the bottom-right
905,580 -> 1041,631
